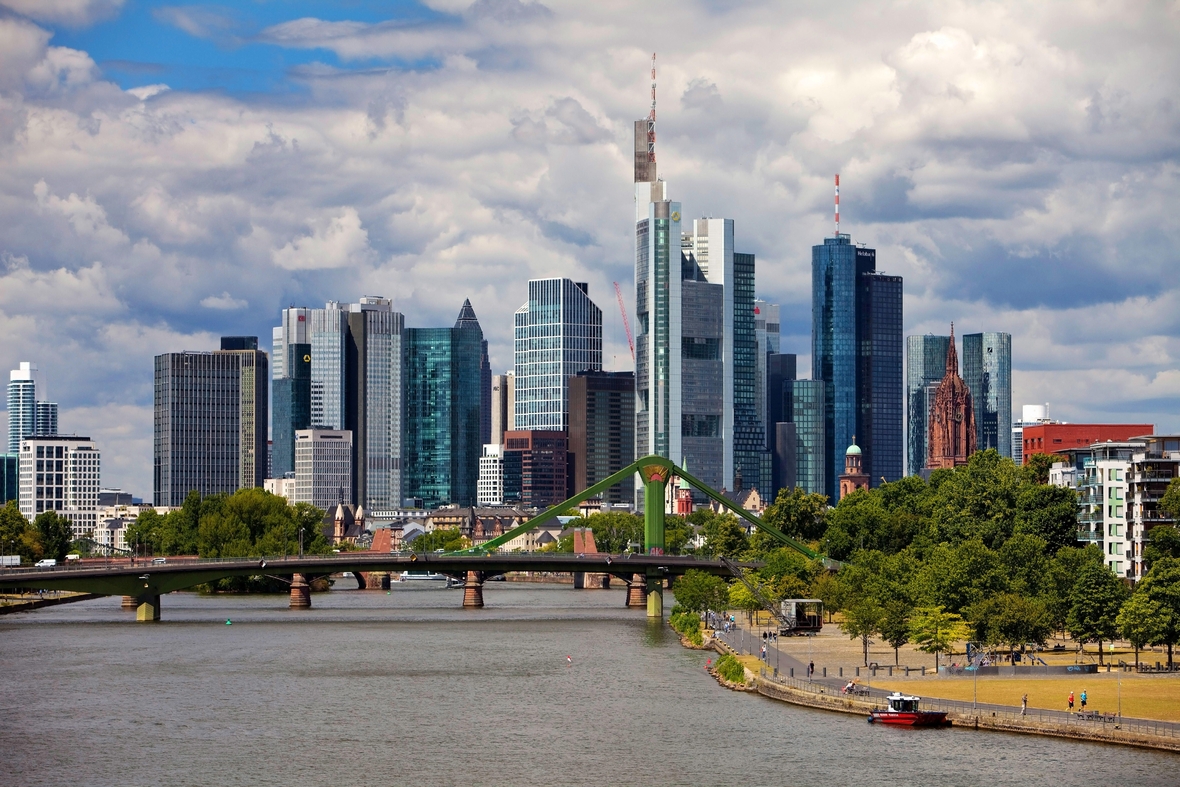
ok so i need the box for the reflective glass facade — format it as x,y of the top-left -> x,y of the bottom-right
812,235 -> 903,499
732,252 -> 764,492
792,379 -> 827,497
963,332 -> 1012,459
403,304 -> 483,508
513,279 -> 603,431
905,334 -> 950,475
569,371 -> 635,504
272,343 -> 310,478
7,363 -> 35,454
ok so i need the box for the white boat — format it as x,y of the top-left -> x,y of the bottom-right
397,570 -> 448,581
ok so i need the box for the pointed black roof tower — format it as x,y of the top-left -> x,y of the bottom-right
454,298 -> 480,330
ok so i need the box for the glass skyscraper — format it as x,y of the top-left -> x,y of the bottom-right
905,334 -> 951,475
731,251 -> 763,493
792,379 -> 827,497
812,234 -> 903,500
403,301 -> 484,508
513,278 -> 602,431
963,332 -> 1012,459
272,307 -> 311,479
7,362 -> 36,453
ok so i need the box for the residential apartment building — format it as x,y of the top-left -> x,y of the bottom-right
1021,423 -> 1153,463
18,435 -> 101,539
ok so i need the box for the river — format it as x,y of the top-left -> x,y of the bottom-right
1,581 -> 1176,786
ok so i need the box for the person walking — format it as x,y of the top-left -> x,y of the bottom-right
1080,690 -> 1087,710
1021,694 -> 1028,716
1068,691 -> 1075,711
761,644 -> 767,662
808,661 -> 815,679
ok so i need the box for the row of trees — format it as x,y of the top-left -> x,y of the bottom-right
0,501 -> 74,564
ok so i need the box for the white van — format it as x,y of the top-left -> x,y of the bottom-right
35,558 -> 57,567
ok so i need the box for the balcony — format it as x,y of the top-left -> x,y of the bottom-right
1076,528 -> 1102,542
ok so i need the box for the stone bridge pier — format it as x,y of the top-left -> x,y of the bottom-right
626,574 -> 647,607
135,594 -> 161,622
463,571 -> 484,608
289,573 -> 311,609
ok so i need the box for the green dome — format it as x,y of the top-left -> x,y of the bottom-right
845,443 -> 862,456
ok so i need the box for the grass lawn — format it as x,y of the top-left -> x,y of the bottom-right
872,673 -> 1180,722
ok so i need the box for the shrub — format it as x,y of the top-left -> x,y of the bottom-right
715,653 -> 747,684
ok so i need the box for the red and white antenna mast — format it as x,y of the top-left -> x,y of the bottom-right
834,173 -> 840,235
647,52 -> 657,164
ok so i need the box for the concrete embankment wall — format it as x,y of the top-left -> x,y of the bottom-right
750,675 -> 1180,753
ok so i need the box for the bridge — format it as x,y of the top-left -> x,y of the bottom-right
0,455 -> 826,622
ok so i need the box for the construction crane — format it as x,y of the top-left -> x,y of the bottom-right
613,281 -> 635,361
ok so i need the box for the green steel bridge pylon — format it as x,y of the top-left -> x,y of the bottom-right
461,454 -> 823,617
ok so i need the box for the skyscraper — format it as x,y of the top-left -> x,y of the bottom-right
153,337 -> 268,507
503,430 -> 568,508
403,300 -> 484,508
7,362 -> 36,453
293,429 -> 352,511
34,401 -> 58,437
812,231 -> 903,499
765,354 -> 827,499
490,372 -> 514,444
569,370 -> 635,505
905,334 -> 951,475
18,435 -> 100,538
513,278 -> 603,431
304,298 -> 404,509
754,299 -> 781,461
272,307 -> 311,479
963,331 -> 1013,459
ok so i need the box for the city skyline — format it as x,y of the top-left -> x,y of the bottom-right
1,1 -> 1177,497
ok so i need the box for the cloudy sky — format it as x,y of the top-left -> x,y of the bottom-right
1,0 -> 1177,496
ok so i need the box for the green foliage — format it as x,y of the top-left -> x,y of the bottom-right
879,598 -> 913,664
763,487 -> 829,541
700,513 -> 749,559
1024,453 -> 1060,485
910,606 -> 970,669
670,610 -> 704,646
538,533 -> 574,553
970,592 -> 1053,650
1160,479 -> 1180,521
0,501 -> 42,564
728,576 -> 764,619
1013,484 -> 1080,553
413,527 -> 469,552
579,511 -> 644,554
927,451 -> 1026,549
663,515 -> 694,555
1066,560 -> 1130,663
34,510 -> 73,563
714,653 -> 748,684
1117,592 -> 1167,664
809,572 -> 843,622
671,569 -> 730,614
1135,557 -> 1180,666
1144,525 -> 1180,567
840,596 -> 884,666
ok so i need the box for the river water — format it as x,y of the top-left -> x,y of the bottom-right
2,582 -> 1176,786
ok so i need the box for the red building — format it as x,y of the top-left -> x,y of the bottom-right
1020,423 -> 1153,463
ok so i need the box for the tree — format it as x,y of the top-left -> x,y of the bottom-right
763,487 -> 829,541
0,501 -> 42,564
581,511 -> 644,554
1117,592 -> 1167,668
701,514 -> 749,559
1014,484 -> 1080,553
728,573 -> 770,623
671,569 -> 730,614
1136,557 -> 1180,669
910,606 -> 969,671
1066,561 -> 1129,665
1159,478 -> 1180,520
810,572 -> 842,623
1144,525 -> 1180,567
971,593 -> 1053,655
879,598 -> 913,665
413,527 -> 469,552
840,596 -> 884,666
35,510 -> 73,563
1024,453 -> 1060,485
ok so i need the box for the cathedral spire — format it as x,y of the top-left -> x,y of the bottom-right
945,322 -> 959,377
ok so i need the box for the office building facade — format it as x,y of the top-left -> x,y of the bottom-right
1,453 -> 19,504
153,338 -> 268,507
765,353 -> 826,499
812,234 -> 903,499
293,429 -> 353,511
490,372 -> 514,444
271,307 -> 312,479
18,435 -> 101,539
504,430 -> 568,509
962,331 -> 1012,459
477,444 -> 505,506
754,299 -> 781,463
513,278 -> 602,431
403,301 -> 484,508
905,334 -> 951,475
568,371 -> 635,505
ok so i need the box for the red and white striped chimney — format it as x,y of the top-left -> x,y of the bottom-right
834,173 -> 840,235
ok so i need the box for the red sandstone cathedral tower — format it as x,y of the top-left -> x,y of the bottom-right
927,324 -> 977,469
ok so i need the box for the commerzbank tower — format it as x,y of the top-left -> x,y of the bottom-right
632,55 -> 763,506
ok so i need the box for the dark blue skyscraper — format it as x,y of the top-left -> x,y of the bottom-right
812,234 -> 903,499
906,333 -> 951,475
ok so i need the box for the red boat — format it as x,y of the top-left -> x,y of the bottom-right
868,692 -> 951,727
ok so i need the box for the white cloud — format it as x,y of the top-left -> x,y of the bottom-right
200,292 -> 248,310
0,1 -> 1178,485
0,0 -> 124,27
272,207 -> 377,270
